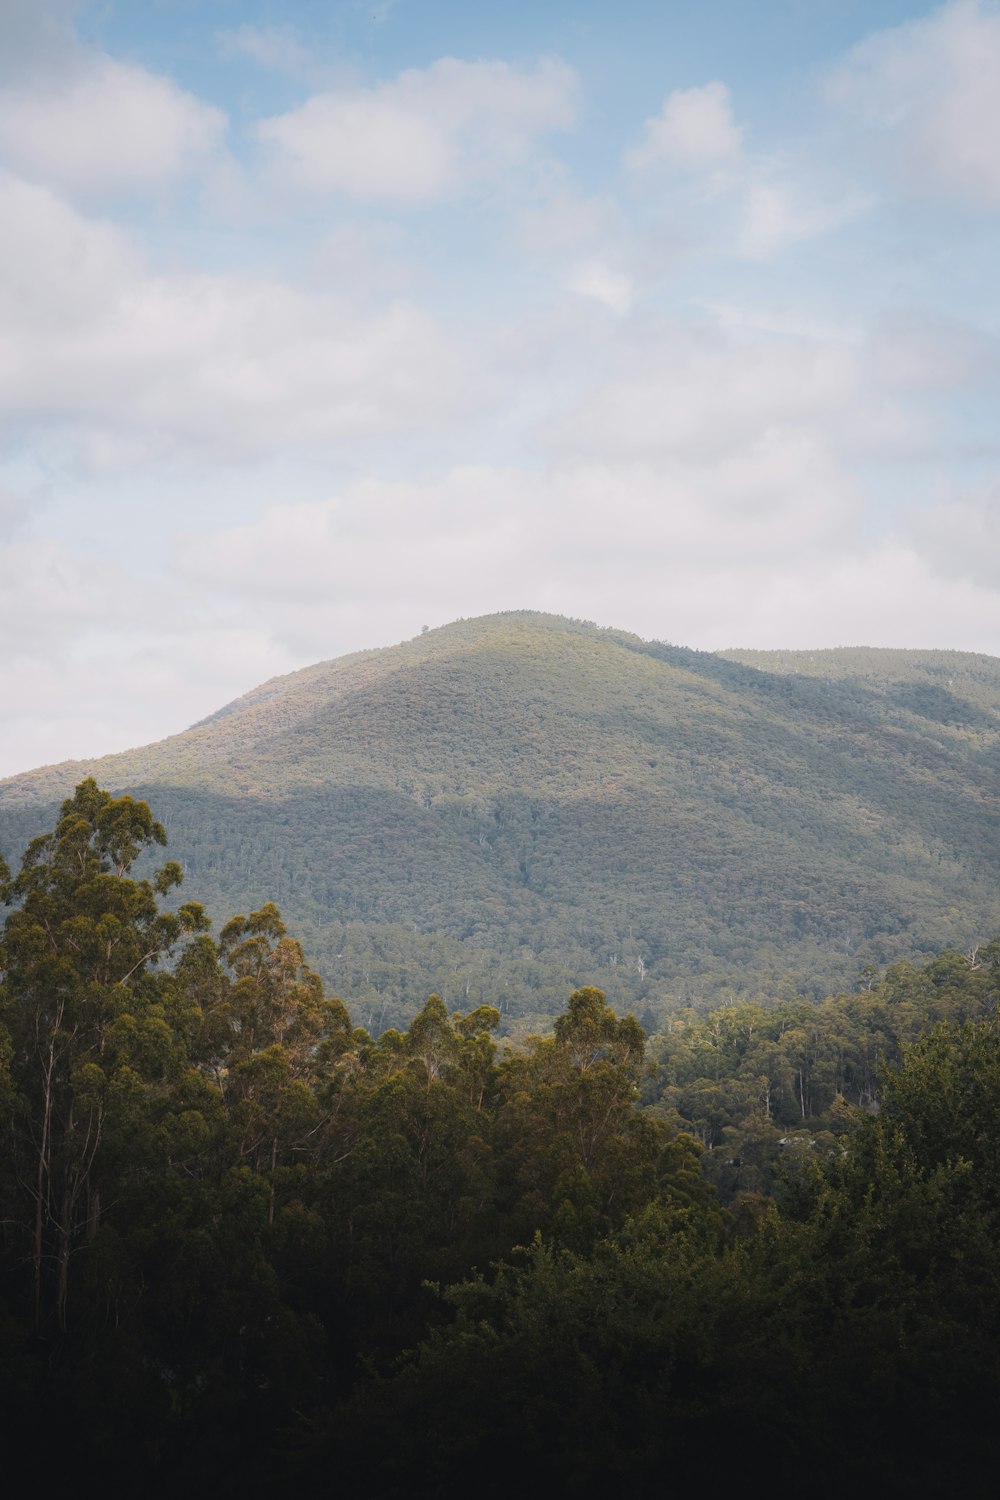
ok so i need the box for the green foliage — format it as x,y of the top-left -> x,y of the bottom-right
644,944 -> 1000,1198
3,614 -> 1000,1027
6,779 -> 1000,1491
0,780 -> 211,1334
336,1017 -> 1000,1495
0,786 -> 701,1485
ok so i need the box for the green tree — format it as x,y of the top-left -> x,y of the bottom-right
209,904 -> 351,1213
494,987 -> 704,1252
318,996 -> 501,1345
0,779 -> 208,1331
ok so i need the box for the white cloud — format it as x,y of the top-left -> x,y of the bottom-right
568,260 -> 633,315
0,619 -> 297,778
736,176 -> 866,258
217,24 -> 310,74
256,56 -> 578,202
0,487 -> 29,537
0,510 -> 300,776
0,535 -> 144,659
177,440 -> 859,631
544,324 -> 858,460
171,449 -> 1000,676
177,468 -> 527,611
0,174 -> 470,462
906,490 -> 1000,587
0,174 -> 138,334
699,301 -> 863,345
308,221 -> 411,299
869,310 -> 998,391
705,542 -> 1000,652
0,53 -> 226,197
829,0 -> 1000,206
535,308 -> 941,472
623,80 -> 862,262
511,174 -> 621,255
626,81 -> 743,174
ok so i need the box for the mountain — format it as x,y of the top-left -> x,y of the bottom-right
2,612 -> 999,1031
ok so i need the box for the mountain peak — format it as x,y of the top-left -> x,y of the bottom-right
2,619 -> 998,1028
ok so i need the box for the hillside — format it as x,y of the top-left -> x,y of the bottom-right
2,612 -> 999,1029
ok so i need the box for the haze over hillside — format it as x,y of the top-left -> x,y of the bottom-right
2,612 -> 999,1031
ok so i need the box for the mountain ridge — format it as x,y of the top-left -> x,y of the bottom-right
3,611 -> 999,1030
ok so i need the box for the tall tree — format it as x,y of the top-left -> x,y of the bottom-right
0,779 -> 207,1331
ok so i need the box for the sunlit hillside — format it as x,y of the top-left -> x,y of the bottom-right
3,612 -> 999,1030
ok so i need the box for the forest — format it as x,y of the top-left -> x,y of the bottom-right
3,613 -> 1000,1032
3,779 -> 1000,1494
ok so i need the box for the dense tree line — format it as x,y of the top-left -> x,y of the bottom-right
646,943 -> 1000,1198
2,780 -> 1000,1493
339,1018 -> 1000,1496
0,782 -> 706,1489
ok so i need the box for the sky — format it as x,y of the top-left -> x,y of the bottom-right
2,0 -> 1000,776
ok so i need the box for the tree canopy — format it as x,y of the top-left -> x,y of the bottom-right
3,779 -> 1000,1493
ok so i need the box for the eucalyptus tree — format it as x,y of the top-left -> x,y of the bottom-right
0,779 -> 209,1332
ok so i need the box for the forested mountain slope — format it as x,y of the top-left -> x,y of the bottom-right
2,613 -> 999,1028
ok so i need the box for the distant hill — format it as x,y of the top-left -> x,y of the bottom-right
2,612 -> 999,1031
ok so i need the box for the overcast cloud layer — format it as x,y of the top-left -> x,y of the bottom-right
2,0 -> 999,776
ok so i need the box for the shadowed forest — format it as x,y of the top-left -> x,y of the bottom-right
3,779 -> 1000,1494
